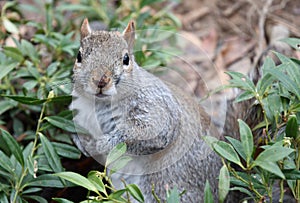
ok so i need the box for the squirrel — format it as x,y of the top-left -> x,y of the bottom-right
70,19 -> 226,202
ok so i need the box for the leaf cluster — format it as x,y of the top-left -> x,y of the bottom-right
204,38 -> 300,202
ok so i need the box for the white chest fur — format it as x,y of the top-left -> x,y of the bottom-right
70,91 -> 101,138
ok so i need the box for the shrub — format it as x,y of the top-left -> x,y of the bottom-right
204,38 -> 300,202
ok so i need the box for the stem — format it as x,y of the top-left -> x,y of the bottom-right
121,179 -> 131,203
31,102 -> 47,157
230,165 -> 263,200
279,179 -> 284,203
269,184 -> 273,203
296,144 -> 300,200
256,95 -> 271,143
12,101 -> 47,202
152,184 -> 161,203
12,168 -> 28,203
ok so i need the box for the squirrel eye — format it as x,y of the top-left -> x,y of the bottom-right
77,51 -> 82,63
123,53 -> 129,66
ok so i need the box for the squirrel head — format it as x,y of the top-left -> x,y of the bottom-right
73,19 -> 136,98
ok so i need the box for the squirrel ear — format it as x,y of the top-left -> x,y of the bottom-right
122,20 -> 135,53
81,18 -> 91,39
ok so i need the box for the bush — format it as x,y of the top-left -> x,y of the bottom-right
204,38 -> 300,202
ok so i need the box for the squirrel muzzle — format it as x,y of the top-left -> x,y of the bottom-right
98,74 -> 110,89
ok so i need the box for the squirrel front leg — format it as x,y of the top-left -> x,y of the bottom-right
72,127 -> 126,157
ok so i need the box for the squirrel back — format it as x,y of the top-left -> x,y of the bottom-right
70,19 -> 223,202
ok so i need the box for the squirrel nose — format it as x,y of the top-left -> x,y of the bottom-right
97,74 -> 110,88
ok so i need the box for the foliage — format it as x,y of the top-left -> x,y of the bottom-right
53,143 -> 181,203
0,0 -> 180,202
204,38 -> 300,202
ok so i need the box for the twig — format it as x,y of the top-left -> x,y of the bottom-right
121,179 -> 131,203
223,1 -> 247,17
254,0 -> 274,67
269,0 -> 290,12
152,184 -> 161,203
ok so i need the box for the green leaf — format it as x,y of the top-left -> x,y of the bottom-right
87,171 -> 106,193
213,141 -> 242,167
52,198 -> 74,203
291,103 -> 300,113
285,115 -> 299,139
218,165 -> 230,203
166,187 -> 180,203
54,172 -> 99,194
23,142 -> 35,176
230,176 -> 248,188
282,169 -> 300,180
0,192 -> 9,203
23,188 -> 42,194
140,0 -> 164,8
109,156 -> 132,175
226,71 -> 256,92
266,68 -> 300,100
44,116 -> 78,133
230,187 -> 254,198
234,91 -> 254,103
225,136 -> 246,161
287,180 -> 296,197
106,143 -> 127,166
3,18 -> 18,34
264,94 -> 282,121
23,80 -> 38,91
232,172 -> 265,190
126,184 -> 144,203
2,1 -> 17,12
281,38 -> 300,50
0,150 -> 14,173
253,146 -> 294,179
27,66 -> 40,79
52,142 -> 81,159
0,62 -> 18,80
27,174 -> 70,188
40,133 -> 63,172
254,146 -> 294,163
0,99 -> 17,115
255,161 -> 285,179
204,180 -> 214,203
23,195 -> 47,203
252,120 -> 268,131
238,119 -> 254,165
21,39 -> 39,63
80,200 -> 100,203
0,183 -> 10,194
2,95 -> 46,105
3,47 -> 24,62
275,52 -> 300,87
37,154 -> 53,172
108,189 -> 127,200
47,95 -> 72,103
202,135 -> 219,149
0,129 -> 24,166
47,62 -> 60,76
56,4 -> 91,12
257,73 -> 274,96
261,56 -> 276,73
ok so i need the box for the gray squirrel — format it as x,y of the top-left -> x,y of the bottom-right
70,19 -> 225,202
